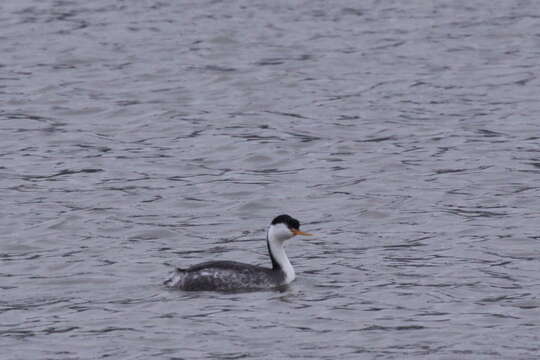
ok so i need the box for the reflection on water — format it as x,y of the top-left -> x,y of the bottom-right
1,0 -> 540,359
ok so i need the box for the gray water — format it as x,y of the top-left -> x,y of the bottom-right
1,0 -> 539,359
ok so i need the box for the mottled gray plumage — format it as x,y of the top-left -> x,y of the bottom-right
164,261 -> 286,291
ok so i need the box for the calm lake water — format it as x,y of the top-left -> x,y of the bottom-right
1,0 -> 539,359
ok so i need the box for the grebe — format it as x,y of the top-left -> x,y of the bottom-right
164,214 -> 313,291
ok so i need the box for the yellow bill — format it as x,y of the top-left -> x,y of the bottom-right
291,229 -> 313,236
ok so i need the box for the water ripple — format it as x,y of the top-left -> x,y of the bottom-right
1,0 -> 540,359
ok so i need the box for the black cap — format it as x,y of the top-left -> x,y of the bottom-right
271,214 -> 300,230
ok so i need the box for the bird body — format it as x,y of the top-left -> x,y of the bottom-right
164,215 -> 312,291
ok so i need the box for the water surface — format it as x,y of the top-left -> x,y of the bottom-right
1,1 -> 539,359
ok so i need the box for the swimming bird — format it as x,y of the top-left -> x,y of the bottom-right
164,214 -> 313,291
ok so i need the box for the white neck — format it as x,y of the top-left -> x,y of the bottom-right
267,224 -> 295,284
